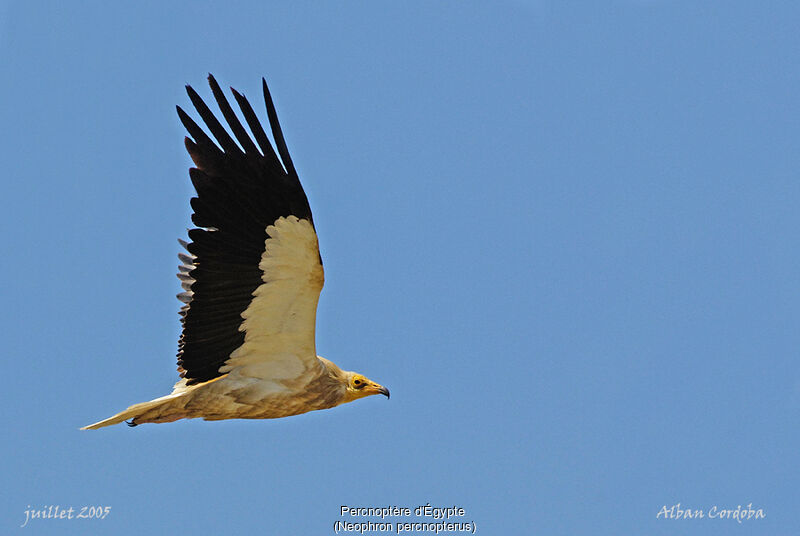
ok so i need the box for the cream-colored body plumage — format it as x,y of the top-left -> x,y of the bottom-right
82,76 -> 388,430
82,355 -> 379,429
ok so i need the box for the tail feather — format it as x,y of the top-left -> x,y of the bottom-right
80,392 -> 186,430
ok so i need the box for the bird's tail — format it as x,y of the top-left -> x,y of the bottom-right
80,392 -> 187,430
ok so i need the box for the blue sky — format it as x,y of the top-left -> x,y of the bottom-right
1,1 -> 798,534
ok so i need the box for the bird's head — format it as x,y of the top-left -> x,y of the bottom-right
341,372 -> 390,403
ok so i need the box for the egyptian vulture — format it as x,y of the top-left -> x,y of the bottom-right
82,75 -> 389,430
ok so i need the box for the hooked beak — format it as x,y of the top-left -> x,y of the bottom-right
367,382 -> 390,399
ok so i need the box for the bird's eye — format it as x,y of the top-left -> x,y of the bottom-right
353,379 -> 363,388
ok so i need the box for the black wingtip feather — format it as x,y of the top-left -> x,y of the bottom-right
262,78 -> 297,178
206,75 -> 260,156
230,86 -> 282,170
177,106 -> 219,156
186,83 -> 242,155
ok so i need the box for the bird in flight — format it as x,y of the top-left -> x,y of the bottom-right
82,75 -> 389,430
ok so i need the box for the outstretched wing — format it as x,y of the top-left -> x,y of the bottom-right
176,74 -> 324,387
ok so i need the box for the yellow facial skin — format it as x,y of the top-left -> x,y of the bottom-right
341,373 -> 390,403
